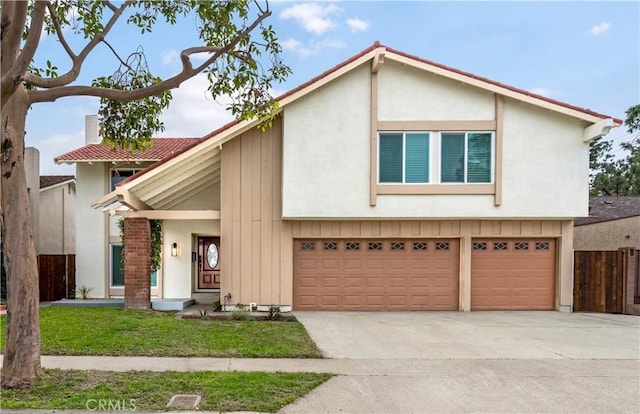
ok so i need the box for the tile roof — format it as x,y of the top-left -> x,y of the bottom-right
40,175 -> 75,189
55,138 -> 200,163
575,197 -> 640,226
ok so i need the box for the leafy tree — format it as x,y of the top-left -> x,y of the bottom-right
0,0 -> 289,389
589,104 -> 640,196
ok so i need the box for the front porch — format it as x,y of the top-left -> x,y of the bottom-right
51,298 -> 195,311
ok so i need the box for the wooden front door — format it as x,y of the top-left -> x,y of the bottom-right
198,237 -> 220,289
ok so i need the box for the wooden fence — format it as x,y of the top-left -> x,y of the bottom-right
38,254 -> 75,302
574,249 -> 639,314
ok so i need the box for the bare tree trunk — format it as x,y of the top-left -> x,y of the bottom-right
0,86 -> 42,389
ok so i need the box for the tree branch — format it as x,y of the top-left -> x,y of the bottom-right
46,1 -> 76,60
22,0 -> 133,90
101,39 -> 136,72
103,1 -> 118,13
1,0 -> 45,107
192,9 -> 271,75
29,8 -> 272,104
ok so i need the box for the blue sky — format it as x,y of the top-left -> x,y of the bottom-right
26,1 -> 640,175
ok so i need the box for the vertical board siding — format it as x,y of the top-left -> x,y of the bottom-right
292,220 -> 563,238
574,250 -> 624,313
221,117 -> 287,305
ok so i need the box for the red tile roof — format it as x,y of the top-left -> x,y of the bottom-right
40,175 -> 75,189
55,138 -> 200,163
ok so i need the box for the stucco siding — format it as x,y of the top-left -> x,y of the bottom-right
75,163 -> 107,297
574,217 -> 640,250
39,183 -> 75,254
163,219 -> 219,298
378,61 -> 495,121
501,99 -> 589,217
281,61 -> 591,219
282,64 -> 371,219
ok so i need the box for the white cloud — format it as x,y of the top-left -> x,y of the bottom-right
281,37 -> 346,58
589,22 -> 611,35
280,3 -> 341,35
528,87 -> 561,98
156,74 -> 235,138
35,130 -> 85,175
161,50 -> 179,66
346,17 -> 369,32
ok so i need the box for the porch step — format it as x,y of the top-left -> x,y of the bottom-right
191,292 -> 219,306
151,299 -> 195,311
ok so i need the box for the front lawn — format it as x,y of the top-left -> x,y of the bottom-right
0,307 -> 322,358
0,369 -> 332,412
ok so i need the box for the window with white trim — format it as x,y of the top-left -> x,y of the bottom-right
379,132 -> 430,183
110,243 -> 158,288
378,131 -> 493,185
440,132 -> 492,183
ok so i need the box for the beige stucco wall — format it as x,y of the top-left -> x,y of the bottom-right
378,61 -> 495,120
281,60 -> 590,219
162,219 -> 219,299
574,217 -> 640,250
75,163 -> 107,297
39,183 -> 76,254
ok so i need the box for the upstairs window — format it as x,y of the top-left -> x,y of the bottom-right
379,131 -> 493,186
440,132 -> 492,183
379,132 -> 430,183
110,169 -> 140,191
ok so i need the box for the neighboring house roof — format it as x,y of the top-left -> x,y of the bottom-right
55,138 -> 200,164
575,197 -> 640,226
94,42 -> 622,211
40,175 -> 75,189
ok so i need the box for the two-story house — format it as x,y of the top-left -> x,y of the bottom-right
59,43 -> 621,311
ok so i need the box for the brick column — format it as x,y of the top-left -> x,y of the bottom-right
124,217 -> 151,310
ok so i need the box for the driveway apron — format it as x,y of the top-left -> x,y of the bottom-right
284,311 -> 640,414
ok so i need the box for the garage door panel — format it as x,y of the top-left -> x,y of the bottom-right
471,239 -> 555,310
293,238 -> 459,310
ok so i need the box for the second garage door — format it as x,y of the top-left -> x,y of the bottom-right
471,239 -> 556,310
293,239 -> 459,311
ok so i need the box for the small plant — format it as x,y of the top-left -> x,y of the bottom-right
213,299 -> 222,311
199,309 -> 210,320
228,303 -> 254,321
266,305 -> 281,321
76,285 -> 93,299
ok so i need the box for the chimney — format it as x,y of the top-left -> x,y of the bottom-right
85,115 -> 100,145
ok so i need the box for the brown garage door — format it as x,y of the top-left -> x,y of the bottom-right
471,239 -> 556,310
293,239 -> 459,311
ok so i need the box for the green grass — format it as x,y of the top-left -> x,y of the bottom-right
0,307 -> 322,358
0,369 -> 333,412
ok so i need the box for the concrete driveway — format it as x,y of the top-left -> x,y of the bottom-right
283,311 -> 640,413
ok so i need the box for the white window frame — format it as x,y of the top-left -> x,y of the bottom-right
437,131 -> 495,184
109,243 -> 124,288
377,131 -> 432,184
378,131 -> 495,185
110,168 -> 141,191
